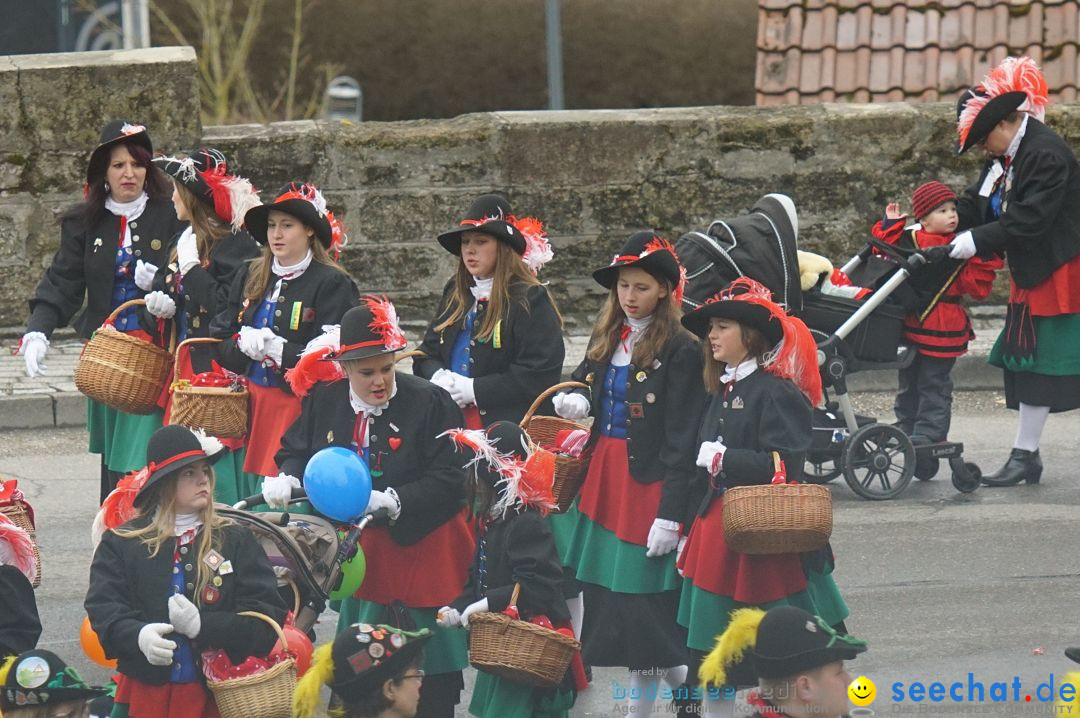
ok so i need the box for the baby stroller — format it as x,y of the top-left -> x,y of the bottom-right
221,489 -> 383,632
677,195 -> 982,500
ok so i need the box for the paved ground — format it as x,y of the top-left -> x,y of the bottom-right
3,389 -> 1079,716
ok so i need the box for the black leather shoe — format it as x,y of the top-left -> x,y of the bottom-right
981,448 -> 1042,486
1066,647 -> 1080,664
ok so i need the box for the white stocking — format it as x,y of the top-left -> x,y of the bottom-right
663,664 -> 688,689
628,670 -> 658,713
702,693 -> 737,717
1015,403 -> 1050,452
566,592 -> 584,639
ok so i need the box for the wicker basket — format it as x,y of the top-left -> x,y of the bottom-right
520,382 -> 591,512
722,454 -> 833,555
74,299 -> 175,414
169,338 -> 249,438
468,584 -> 580,687
206,611 -> 296,718
0,493 -> 41,588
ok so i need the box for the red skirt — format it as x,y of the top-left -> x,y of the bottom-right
242,383 -> 301,477
677,494 -> 808,602
576,435 -> 665,546
114,675 -> 219,718
356,509 -> 475,607
1024,252 -> 1080,316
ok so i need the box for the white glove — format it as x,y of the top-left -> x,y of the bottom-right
19,332 -> 48,378
134,260 -> 159,291
461,598 -> 489,628
553,392 -> 590,420
448,374 -> 475,408
262,473 -> 301,509
177,229 -> 200,274
676,537 -> 688,577
264,333 -> 286,366
437,606 -> 462,628
137,623 -> 177,666
948,231 -> 977,260
430,369 -> 457,394
645,518 -> 681,558
168,593 -> 201,639
238,326 -> 269,361
366,487 -> 402,521
144,290 -> 177,319
696,440 -> 726,476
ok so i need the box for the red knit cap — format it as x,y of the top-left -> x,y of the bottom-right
910,181 -> 957,220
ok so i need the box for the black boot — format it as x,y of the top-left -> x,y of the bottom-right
981,448 -> 1042,486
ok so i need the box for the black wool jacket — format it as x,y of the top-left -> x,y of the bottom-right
85,517 -> 287,685
0,565 -> 42,657
27,198 -> 184,338
414,279 -> 565,426
276,374 -> 467,546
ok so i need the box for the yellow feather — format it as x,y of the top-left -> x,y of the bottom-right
699,607 -> 766,687
292,642 -> 336,718
0,655 -> 15,685
1055,671 -> 1080,713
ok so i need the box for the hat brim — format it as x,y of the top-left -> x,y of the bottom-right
154,157 -> 212,202
592,253 -> 681,291
322,343 -> 402,363
3,685 -> 108,708
437,221 -> 525,256
87,130 -> 153,184
680,299 -> 784,346
134,446 -> 225,509
246,199 -> 333,248
331,632 -> 431,702
958,91 -> 1027,154
750,642 -> 867,680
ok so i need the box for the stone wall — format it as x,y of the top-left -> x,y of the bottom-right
7,47 -> 1077,331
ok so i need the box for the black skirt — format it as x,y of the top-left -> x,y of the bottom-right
1004,370 -> 1080,413
581,583 -> 688,670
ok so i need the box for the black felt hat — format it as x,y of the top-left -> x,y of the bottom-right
750,606 -> 867,679
437,194 -> 526,256
592,230 -> 684,294
323,296 -> 408,363
87,119 -> 153,184
153,148 -> 261,230
680,278 -> 784,346
245,181 -> 343,250
2,650 -> 107,709
134,425 -> 224,509
329,625 -> 431,704
955,87 -> 1027,154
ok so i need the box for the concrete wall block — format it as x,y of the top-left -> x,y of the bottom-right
54,392 -> 87,428
0,394 -> 54,429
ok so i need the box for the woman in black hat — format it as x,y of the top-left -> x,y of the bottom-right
273,298 -> 473,718
555,231 -> 704,714
950,56 -> 1080,487
414,194 -> 564,430
293,624 -> 432,718
85,424 -> 286,718
209,181 -> 359,490
18,120 -> 185,501
437,421 -> 582,717
675,278 -> 847,708
148,148 -> 262,505
1,649 -> 108,718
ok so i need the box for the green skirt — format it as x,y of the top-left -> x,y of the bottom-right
677,565 -> 849,652
989,313 -> 1080,375
546,502 -> 579,568
336,598 -> 468,676
563,510 -> 680,594
469,670 -> 575,718
87,399 -> 163,473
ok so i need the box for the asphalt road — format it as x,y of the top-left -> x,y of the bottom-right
3,390 -> 1079,717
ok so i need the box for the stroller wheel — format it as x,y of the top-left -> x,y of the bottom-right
951,460 -> 981,494
842,423 -> 915,500
804,457 -> 842,483
914,455 -> 940,481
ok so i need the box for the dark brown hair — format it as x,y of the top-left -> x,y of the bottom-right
702,322 -> 773,394
339,653 -> 424,718
171,180 -> 230,264
64,141 -> 171,230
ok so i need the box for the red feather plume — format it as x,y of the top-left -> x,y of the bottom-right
285,345 -> 346,397
364,295 -> 407,352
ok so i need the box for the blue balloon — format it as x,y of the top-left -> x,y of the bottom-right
304,447 -> 372,522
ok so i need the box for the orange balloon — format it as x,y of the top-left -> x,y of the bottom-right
80,616 -> 117,669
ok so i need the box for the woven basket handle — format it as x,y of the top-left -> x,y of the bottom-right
769,451 -> 792,485
395,349 -> 426,364
175,337 -> 222,367
102,298 -> 178,353
520,381 -> 589,428
237,610 -> 288,651
508,582 -> 521,609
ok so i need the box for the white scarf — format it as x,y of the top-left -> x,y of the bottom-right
104,192 -> 149,248
349,383 -> 399,448
611,314 -> 654,367
173,512 -> 204,538
721,357 -> 758,385
269,249 -> 313,300
978,114 -> 1029,197
469,276 -> 494,303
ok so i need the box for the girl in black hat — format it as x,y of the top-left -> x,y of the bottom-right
19,120 -> 185,502
209,181 -> 359,492
951,56 -> 1080,487
273,297 -> 473,718
675,278 -> 847,709
555,231 -> 704,714
148,149 -> 262,505
1,649 -> 109,718
414,194 -> 564,430
85,424 -> 287,718
437,421 -> 582,717
293,624 -> 432,718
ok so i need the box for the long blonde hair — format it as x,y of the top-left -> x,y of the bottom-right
586,277 -> 685,370
114,469 -> 228,607
243,234 -> 348,303
435,242 -> 562,339
172,180 -> 230,266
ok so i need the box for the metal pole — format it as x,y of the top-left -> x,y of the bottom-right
545,0 -> 565,110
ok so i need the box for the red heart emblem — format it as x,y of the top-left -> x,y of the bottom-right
388,437 -> 402,451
